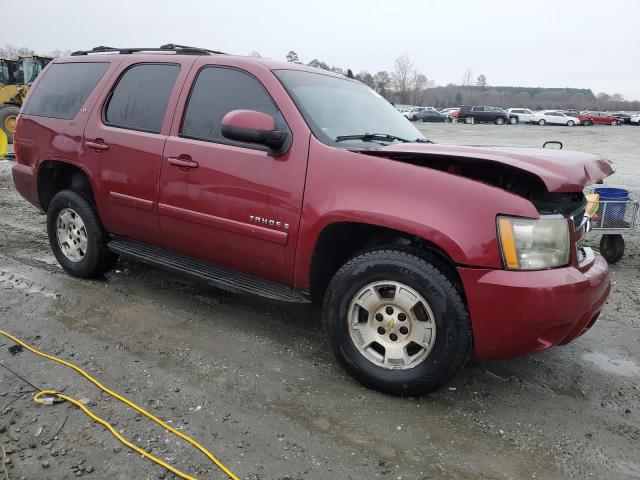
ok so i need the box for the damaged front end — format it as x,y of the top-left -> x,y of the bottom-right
357,143 -> 615,269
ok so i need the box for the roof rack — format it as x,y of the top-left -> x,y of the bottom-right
71,44 -> 225,56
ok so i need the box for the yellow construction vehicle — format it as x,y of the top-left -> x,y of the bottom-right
0,55 -> 52,143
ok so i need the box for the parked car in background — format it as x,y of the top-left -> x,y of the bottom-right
507,108 -> 535,123
579,111 -> 622,126
404,106 -> 436,120
444,108 -> 460,122
458,105 -> 517,125
414,110 -> 447,123
531,110 -> 580,126
439,107 -> 459,115
611,112 -> 631,124
631,113 -> 640,125
562,109 -> 581,118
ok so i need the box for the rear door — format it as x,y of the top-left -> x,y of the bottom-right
158,62 -> 309,285
82,57 -> 195,246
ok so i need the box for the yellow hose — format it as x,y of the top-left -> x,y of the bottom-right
0,329 -> 239,480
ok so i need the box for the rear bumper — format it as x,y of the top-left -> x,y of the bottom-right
11,162 -> 41,210
458,252 -> 610,360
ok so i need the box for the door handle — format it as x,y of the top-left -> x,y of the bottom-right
168,156 -> 199,169
85,140 -> 110,151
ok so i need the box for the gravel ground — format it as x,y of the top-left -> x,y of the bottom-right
0,123 -> 638,480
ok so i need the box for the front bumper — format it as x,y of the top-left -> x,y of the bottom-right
458,252 -> 610,360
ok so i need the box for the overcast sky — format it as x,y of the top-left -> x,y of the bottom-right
11,0 -> 640,100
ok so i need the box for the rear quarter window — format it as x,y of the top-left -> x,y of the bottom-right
23,62 -> 109,120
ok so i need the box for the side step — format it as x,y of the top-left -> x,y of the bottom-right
107,237 -> 311,303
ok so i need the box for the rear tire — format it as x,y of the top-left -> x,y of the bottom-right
47,190 -> 117,278
0,105 -> 20,144
538,119 -> 546,126
322,248 -> 473,396
509,117 -> 517,124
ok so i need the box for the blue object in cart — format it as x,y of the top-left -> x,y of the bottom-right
595,187 -> 629,223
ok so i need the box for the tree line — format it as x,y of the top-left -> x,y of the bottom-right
2,44 -> 637,111
281,50 -> 639,111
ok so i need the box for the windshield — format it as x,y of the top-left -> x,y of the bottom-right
275,69 -> 427,147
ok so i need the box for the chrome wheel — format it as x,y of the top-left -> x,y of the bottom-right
348,281 -> 436,370
56,208 -> 88,262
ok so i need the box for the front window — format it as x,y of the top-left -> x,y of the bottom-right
274,69 -> 426,147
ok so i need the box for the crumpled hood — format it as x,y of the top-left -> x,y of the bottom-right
359,143 -> 615,192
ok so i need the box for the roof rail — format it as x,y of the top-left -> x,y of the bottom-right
71,44 -> 225,56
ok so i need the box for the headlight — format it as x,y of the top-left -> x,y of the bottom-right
497,216 -> 570,270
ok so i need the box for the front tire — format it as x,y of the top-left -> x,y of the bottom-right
495,117 -> 505,125
47,190 -> 116,278
567,120 -> 575,126
538,119 -> 546,126
322,248 -> 473,396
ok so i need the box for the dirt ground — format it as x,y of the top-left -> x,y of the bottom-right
0,123 -> 638,480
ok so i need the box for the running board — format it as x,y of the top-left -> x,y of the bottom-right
107,237 -> 311,303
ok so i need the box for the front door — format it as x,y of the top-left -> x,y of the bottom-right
158,64 -> 309,285
83,59 -> 194,245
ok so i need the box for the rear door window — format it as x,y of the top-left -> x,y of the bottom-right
23,62 -> 109,120
104,63 -> 180,133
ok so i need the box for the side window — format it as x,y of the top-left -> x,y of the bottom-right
104,63 -> 180,133
23,62 -> 109,120
472,106 -> 483,112
180,66 -> 284,147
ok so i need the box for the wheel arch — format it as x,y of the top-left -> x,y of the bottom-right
37,159 -> 97,212
306,220 -> 465,303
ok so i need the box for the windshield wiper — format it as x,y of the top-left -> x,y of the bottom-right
335,133 -> 411,143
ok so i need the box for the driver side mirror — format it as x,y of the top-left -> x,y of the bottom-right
221,109 -> 289,154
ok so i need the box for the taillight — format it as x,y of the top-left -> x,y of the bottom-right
12,115 -> 21,162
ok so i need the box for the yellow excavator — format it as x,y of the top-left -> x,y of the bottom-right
0,55 -> 52,143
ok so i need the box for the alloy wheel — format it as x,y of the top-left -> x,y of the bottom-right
56,208 -> 88,262
347,281 -> 436,370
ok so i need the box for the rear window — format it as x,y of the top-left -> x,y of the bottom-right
23,62 -> 109,120
104,63 -> 180,133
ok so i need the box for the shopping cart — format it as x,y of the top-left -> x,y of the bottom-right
586,191 -> 639,263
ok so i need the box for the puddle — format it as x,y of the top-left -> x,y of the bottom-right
583,351 -> 640,377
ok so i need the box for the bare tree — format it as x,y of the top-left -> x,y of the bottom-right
355,71 -> 375,88
461,67 -> 473,86
50,49 -> 73,57
476,74 -> 487,87
409,72 -> 435,105
373,71 -> 392,98
0,44 -> 34,59
286,51 -> 299,63
393,55 -> 414,103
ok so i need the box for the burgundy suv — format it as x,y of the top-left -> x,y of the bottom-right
12,45 -> 613,395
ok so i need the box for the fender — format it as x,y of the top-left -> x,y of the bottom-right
293,138 -> 540,291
